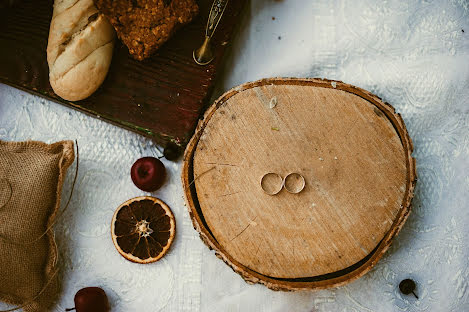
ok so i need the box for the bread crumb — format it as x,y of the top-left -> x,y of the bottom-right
331,81 -> 337,88
319,157 -> 324,161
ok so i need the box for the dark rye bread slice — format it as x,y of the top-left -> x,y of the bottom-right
94,0 -> 198,60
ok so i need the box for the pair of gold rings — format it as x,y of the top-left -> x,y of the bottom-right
260,172 -> 306,195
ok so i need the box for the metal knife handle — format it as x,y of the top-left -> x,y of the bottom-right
205,0 -> 229,39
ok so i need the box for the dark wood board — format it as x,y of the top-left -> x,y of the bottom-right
0,0 -> 246,150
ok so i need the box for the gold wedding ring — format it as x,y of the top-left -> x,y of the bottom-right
260,172 -> 306,195
283,173 -> 306,194
260,172 -> 284,195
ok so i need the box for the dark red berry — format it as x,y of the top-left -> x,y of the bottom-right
163,142 -> 181,161
131,157 -> 166,192
66,287 -> 109,312
399,279 -> 418,299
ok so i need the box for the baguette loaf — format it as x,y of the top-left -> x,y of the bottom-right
47,0 -> 115,101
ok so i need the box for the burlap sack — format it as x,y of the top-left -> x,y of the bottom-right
0,140 -> 75,312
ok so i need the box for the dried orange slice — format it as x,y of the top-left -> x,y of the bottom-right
111,196 -> 175,264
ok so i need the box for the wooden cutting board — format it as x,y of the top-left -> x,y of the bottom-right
182,78 -> 416,291
0,0 -> 246,151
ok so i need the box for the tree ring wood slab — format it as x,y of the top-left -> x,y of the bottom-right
182,78 -> 416,291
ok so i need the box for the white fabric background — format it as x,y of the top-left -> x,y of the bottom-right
1,0 -> 468,311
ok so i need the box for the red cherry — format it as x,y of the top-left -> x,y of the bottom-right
65,287 -> 109,312
131,157 -> 166,192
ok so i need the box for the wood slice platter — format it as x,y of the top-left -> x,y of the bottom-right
0,0 -> 246,150
182,78 -> 417,291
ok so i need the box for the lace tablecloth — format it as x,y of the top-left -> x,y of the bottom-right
1,0 -> 468,311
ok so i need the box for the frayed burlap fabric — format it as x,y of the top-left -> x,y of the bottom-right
0,140 -> 74,311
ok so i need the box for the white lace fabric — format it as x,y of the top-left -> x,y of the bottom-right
1,0 -> 468,311
0,92 -> 204,311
